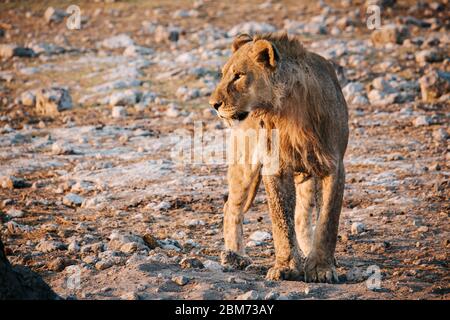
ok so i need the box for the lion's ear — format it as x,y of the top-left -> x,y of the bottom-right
251,39 -> 279,69
232,34 -> 253,52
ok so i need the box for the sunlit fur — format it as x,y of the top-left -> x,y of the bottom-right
211,32 -> 348,177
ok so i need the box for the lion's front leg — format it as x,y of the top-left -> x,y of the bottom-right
304,161 -> 345,283
263,171 -> 303,281
221,163 -> 260,270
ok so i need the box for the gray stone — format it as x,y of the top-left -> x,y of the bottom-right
36,240 -> 66,253
63,193 -> 85,207
237,290 -> 260,300
228,21 -> 276,37
6,208 -> 24,218
0,44 -> 36,59
203,260 -> 223,272
109,90 -> 140,106
351,222 -> 365,235
100,34 -> 134,49
112,106 -> 127,119
249,231 -> 272,242
415,49 -> 444,65
172,275 -> 190,286
413,115 -> 432,127
36,87 -> 72,116
419,70 -> 450,102
20,91 -> 36,107
371,24 -> 408,45
44,7 -> 68,24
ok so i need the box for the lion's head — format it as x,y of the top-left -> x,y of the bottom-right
209,34 -> 280,122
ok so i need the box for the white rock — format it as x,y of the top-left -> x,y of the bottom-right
228,22 -> 276,37
112,106 -> 127,119
36,87 -> 72,116
123,45 -> 153,57
63,193 -> 85,207
6,221 -> 34,234
186,219 -> 206,227
413,115 -> 432,127
249,230 -> 272,242
342,82 -> 365,102
36,239 -> 66,253
237,290 -> 260,300
20,91 -> 36,107
120,242 -> 138,254
109,90 -> 140,106
44,7 -> 68,24
172,275 -> 190,286
68,240 -> 80,253
166,105 -> 180,118
351,222 -> 365,235
372,77 -> 396,94
6,208 -> 24,218
158,239 -> 182,251
51,142 -> 73,155
148,201 -> 171,211
264,291 -> 280,300
100,34 -> 134,49
203,260 -> 223,272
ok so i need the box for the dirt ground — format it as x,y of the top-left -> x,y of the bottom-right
0,0 -> 448,300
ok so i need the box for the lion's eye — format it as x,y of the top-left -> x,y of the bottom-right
233,73 -> 243,81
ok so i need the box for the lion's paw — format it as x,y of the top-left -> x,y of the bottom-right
304,255 -> 339,283
265,265 -> 302,281
220,250 -> 252,270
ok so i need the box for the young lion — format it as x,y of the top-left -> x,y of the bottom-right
209,33 -> 349,283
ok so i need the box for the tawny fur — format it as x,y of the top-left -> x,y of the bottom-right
211,32 -> 349,283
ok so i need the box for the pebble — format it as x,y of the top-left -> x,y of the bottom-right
6,221 -> 34,234
413,116 -> 432,127
100,34 -> 134,49
172,275 -> 190,286
112,106 -> 127,119
6,208 -> 25,218
63,193 -> 85,207
36,87 -> 73,116
180,257 -> 204,269
47,257 -> 69,272
120,242 -> 138,254
36,240 -> 67,253
68,240 -> 80,253
95,259 -> 114,270
417,226 -> 429,233
237,290 -> 260,300
44,7 -> 68,24
142,234 -> 159,249
1,176 -> 30,189
203,260 -> 223,272
264,291 -> 280,300
249,231 -> 272,242
351,222 -> 365,235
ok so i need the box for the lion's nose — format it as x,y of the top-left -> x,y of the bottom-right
209,100 -> 223,110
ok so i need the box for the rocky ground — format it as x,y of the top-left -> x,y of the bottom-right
0,0 -> 449,300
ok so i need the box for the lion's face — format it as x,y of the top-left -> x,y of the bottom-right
209,34 -> 279,122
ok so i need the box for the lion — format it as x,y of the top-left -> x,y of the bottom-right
209,32 -> 349,283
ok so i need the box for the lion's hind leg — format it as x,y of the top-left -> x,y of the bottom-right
263,170 -> 303,281
304,161 -> 344,283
